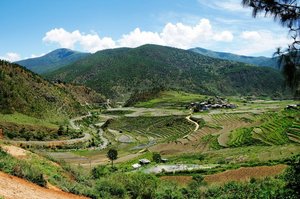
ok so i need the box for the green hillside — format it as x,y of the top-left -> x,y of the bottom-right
45,44 -> 285,100
0,60 -> 88,122
15,48 -> 90,74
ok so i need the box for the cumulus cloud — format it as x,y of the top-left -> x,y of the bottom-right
118,28 -> 165,47
43,28 -> 81,49
213,31 -> 234,42
43,19 -> 234,52
234,30 -> 291,55
43,28 -> 116,52
0,52 -> 21,62
161,19 -> 214,48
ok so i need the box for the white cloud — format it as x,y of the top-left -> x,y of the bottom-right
198,0 -> 246,12
0,52 -> 21,62
161,19 -> 214,48
213,31 -> 234,42
43,28 -> 81,49
217,0 -> 244,12
79,34 -> 116,52
43,28 -> 116,52
43,19 -> 234,52
234,30 -> 291,55
118,28 -> 165,47
241,31 -> 261,41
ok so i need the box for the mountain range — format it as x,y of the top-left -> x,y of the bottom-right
189,47 -> 278,68
15,48 -> 90,74
42,44 -> 285,100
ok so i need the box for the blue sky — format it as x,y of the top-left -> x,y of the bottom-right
0,0 -> 291,61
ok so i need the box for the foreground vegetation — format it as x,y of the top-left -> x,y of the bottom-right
0,145 -> 299,199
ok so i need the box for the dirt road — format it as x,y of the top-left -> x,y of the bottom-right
7,133 -> 91,147
186,115 -> 199,132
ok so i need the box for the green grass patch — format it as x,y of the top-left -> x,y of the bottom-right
0,112 -> 59,128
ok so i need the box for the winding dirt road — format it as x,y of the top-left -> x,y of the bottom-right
185,115 -> 199,132
7,133 -> 91,147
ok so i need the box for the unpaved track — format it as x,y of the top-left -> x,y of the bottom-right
185,115 -> 199,132
0,172 -> 89,199
7,133 -> 91,147
69,112 -> 91,130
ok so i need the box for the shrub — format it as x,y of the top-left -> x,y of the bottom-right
152,152 -> 162,163
192,174 -> 204,185
95,179 -> 126,199
91,165 -> 110,179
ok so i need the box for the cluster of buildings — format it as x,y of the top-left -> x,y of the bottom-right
188,97 -> 237,112
132,158 -> 168,169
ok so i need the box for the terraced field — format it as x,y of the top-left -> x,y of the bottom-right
225,110 -> 300,147
287,120 -> 300,143
150,112 -> 258,154
106,116 -> 195,141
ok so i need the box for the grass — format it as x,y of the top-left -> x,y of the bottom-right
201,134 -> 223,150
134,91 -> 206,108
166,144 -> 300,166
0,112 -> 60,128
228,127 -> 262,147
72,149 -> 104,157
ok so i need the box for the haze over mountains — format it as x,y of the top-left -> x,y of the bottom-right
189,47 -> 278,68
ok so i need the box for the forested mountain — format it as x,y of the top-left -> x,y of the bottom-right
190,47 -> 278,68
0,60 -> 104,119
45,44 -> 285,100
16,48 -> 90,74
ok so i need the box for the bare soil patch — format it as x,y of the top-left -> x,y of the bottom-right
0,171 -> 89,199
1,145 -> 28,159
204,164 -> 287,185
160,176 -> 193,186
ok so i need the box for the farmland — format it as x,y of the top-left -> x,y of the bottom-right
1,91 -> 300,198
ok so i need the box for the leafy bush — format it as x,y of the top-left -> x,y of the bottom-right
152,152 -> 162,163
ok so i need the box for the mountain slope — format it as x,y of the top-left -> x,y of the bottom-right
45,44 -> 285,100
15,48 -> 90,74
0,60 -> 103,121
190,47 -> 278,68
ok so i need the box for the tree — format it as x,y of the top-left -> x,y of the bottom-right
242,0 -> 300,97
152,152 -> 161,163
107,148 -> 118,168
57,125 -> 64,136
284,154 -> 300,197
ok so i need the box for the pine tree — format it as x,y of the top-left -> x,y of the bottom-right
242,0 -> 300,97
